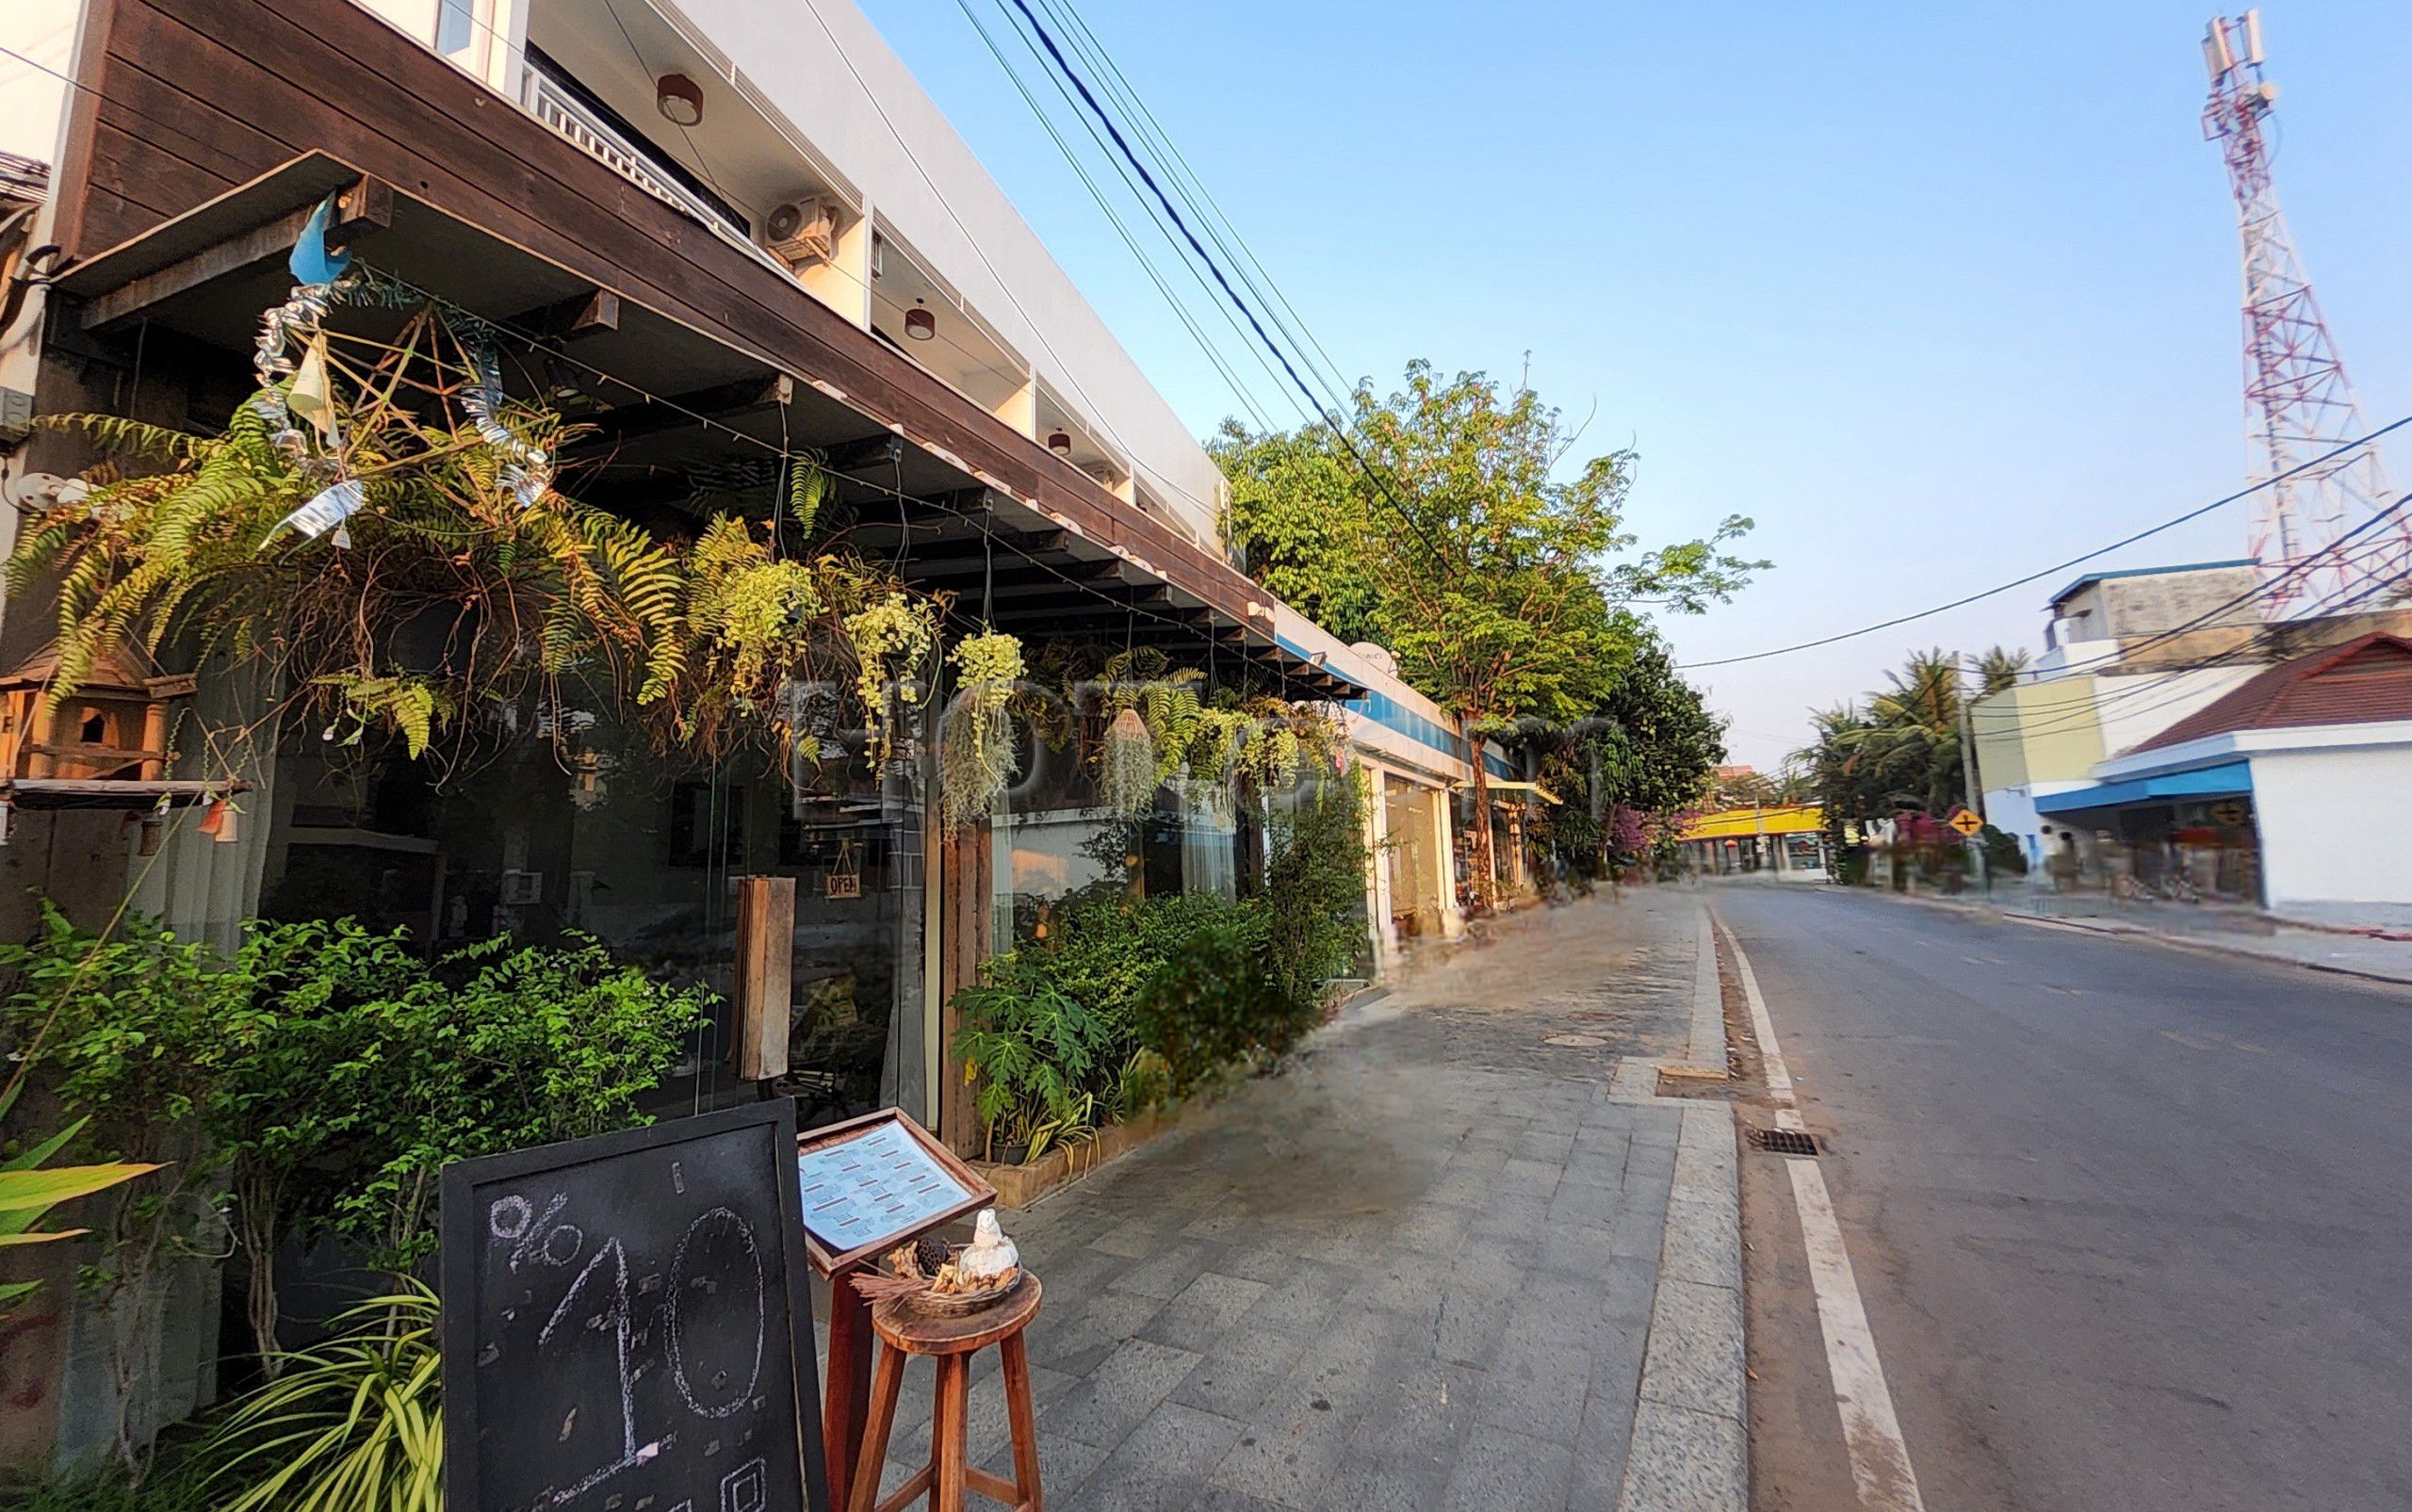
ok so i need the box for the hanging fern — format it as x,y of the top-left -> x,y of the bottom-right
788,451 -> 831,539
937,629 -> 1023,829
11,297 -> 923,774
1100,705 -> 1158,818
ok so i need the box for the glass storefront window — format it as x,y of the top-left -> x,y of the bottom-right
254,690 -> 931,1130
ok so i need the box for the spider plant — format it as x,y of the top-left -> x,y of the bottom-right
202,1280 -> 441,1512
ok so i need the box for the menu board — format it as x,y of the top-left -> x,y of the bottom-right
792,1110 -> 994,1273
439,1100 -> 827,1512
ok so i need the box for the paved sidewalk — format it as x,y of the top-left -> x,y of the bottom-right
859,888 -> 1743,1512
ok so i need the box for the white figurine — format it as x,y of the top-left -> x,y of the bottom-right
957,1208 -> 1019,1282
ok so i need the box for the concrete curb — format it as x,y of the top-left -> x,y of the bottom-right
1618,1102 -> 1747,1511
1612,903 -> 1736,1097
1617,904 -> 1748,1511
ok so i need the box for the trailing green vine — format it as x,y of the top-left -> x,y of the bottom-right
841,593 -> 938,767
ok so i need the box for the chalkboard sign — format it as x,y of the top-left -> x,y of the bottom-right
440,1101 -> 828,1512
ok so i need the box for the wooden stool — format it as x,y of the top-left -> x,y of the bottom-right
849,1273 -> 1045,1512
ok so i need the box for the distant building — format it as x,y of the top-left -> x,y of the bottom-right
1974,551 -> 2412,915
1679,804 -> 1827,880
2037,632 -> 2412,918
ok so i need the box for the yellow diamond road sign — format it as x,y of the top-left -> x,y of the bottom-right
1948,807 -> 1984,837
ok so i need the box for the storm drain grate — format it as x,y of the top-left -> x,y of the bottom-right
1747,1127 -> 1821,1158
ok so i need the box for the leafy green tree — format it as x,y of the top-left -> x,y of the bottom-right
1795,642 -> 2029,854
1216,362 -> 1761,905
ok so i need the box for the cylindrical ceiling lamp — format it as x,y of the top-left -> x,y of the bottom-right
1047,430 -> 1072,456
904,301 -> 936,341
656,73 -> 704,127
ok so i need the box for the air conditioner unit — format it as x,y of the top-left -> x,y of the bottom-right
764,198 -> 837,271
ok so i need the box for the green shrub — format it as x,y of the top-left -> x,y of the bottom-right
1131,911 -> 1281,1094
952,978 -> 1116,1162
1263,772 -> 1369,1032
0,898 -> 709,1472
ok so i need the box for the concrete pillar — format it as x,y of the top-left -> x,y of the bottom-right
1363,765 -> 1397,968
1435,785 -> 1465,938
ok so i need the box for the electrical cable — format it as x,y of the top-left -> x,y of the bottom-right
947,0 -> 1285,435
1027,0 -> 1353,404
986,0 -> 1456,574
1677,413 -> 2412,670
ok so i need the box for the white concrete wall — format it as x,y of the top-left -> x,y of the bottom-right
2094,665 -> 2258,757
627,0 -> 1229,545
2249,743 -> 2412,908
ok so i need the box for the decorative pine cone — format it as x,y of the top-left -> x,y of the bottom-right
914,1236 -> 952,1276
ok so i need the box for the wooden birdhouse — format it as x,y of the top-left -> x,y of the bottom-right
0,642 -> 194,785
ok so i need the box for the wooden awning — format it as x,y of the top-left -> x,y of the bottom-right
47,0 -> 1363,699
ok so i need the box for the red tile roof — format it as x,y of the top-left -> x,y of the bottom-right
2132,633 -> 2412,753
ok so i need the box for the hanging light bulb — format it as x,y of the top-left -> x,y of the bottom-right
1047,429 -> 1072,456
656,73 -> 705,126
904,300 -> 936,341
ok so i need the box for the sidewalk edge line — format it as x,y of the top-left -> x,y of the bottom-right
1719,912 -> 1928,1512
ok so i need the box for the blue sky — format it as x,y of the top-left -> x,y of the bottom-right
860,0 -> 2412,770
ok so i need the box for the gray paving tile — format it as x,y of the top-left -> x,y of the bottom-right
1027,1287 -> 1170,1376
1111,1237 -> 1237,1300
1066,1401 -> 1247,1512
1137,1271 -> 1272,1354
1472,1338 -> 1592,1446
983,1431 -> 1109,1508
1438,1423 -> 1576,1512
1043,1336 -> 1204,1450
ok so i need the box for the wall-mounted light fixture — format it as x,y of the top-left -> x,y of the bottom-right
904,300 -> 936,342
656,73 -> 704,127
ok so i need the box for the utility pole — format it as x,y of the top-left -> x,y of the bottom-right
1959,651 -> 1988,893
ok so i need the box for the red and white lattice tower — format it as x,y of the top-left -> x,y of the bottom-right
2202,10 -> 2406,615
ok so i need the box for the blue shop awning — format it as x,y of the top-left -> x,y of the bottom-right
2032,760 -> 2252,816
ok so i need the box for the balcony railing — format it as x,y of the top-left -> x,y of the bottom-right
523,62 -> 747,240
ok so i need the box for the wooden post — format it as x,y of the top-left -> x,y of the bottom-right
729,875 -> 795,1082
823,1268 -> 874,1512
139,702 -> 169,782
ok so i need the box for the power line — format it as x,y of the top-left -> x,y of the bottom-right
987,0 -> 1456,573
948,0 -> 1288,434
1677,414 -> 2412,671
1028,0 -> 1353,404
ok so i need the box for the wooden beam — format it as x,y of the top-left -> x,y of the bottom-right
82,172 -> 390,331
728,875 -> 794,1082
507,287 -> 620,340
563,374 -> 790,453
821,432 -> 905,473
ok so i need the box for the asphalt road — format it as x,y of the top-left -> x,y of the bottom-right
1716,883 -> 2412,1512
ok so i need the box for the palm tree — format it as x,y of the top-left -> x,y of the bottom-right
1974,644 -> 2029,695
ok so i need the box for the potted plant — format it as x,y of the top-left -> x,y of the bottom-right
951,977 -> 1116,1165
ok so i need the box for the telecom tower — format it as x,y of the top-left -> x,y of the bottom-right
2201,9 -> 2406,615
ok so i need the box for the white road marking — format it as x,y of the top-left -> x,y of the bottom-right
1719,913 -> 1928,1512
